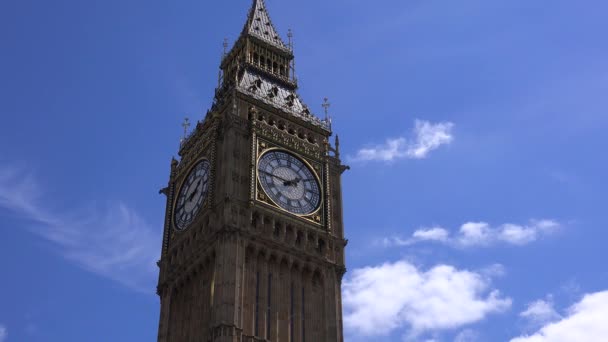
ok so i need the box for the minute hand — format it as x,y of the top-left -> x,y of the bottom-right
259,170 -> 292,183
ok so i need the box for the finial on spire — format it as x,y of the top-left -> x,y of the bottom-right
180,117 -> 191,144
322,97 -> 331,121
287,29 -> 293,50
223,38 -> 229,57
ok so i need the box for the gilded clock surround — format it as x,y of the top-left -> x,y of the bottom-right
255,145 -> 324,223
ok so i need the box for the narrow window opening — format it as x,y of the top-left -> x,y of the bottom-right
255,271 -> 260,336
267,273 -> 272,339
318,239 -> 326,255
290,282 -> 294,342
301,286 -> 306,342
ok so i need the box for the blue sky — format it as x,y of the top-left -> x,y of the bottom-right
1,0 -> 607,341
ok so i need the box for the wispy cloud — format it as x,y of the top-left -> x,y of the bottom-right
479,263 -> 507,278
349,119 -> 454,162
520,296 -> 561,328
511,291 -> 608,342
454,329 -> 480,342
0,324 -> 6,342
0,164 -> 160,293
381,219 -> 561,248
343,260 -> 511,339
412,226 -> 450,242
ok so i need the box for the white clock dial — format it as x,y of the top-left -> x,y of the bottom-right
257,150 -> 321,215
174,159 -> 210,230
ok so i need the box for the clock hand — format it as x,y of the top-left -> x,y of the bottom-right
188,190 -> 197,202
286,177 -> 302,186
176,179 -> 205,214
259,170 -> 292,183
188,180 -> 202,201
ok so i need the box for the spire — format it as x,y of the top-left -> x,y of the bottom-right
214,0 -> 331,132
242,0 -> 288,50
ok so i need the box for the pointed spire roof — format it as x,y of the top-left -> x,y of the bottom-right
242,0 -> 288,50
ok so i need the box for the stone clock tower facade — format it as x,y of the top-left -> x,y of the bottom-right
156,1 -> 348,341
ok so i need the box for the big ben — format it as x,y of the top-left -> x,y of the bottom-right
156,1 -> 348,341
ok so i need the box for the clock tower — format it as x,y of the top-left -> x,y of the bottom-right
156,1 -> 348,341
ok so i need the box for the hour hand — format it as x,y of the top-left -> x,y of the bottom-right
188,190 -> 197,202
187,180 -> 202,201
284,177 -> 301,187
188,187 -> 199,201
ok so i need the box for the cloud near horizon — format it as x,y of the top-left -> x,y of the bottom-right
0,164 -> 160,293
342,260 -> 511,339
349,119 -> 454,162
381,219 -> 561,248
510,291 -> 608,342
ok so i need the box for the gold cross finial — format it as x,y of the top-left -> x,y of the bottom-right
181,117 -> 191,143
322,97 -> 331,120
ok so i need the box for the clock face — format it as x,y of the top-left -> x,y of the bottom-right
257,150 -> 321,215
174,159 -> 211,230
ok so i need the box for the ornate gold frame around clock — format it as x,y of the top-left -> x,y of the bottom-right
172,157 -> 211,232
254,142 -> 324,225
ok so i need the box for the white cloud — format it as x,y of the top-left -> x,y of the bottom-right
498,220 -> 559,245
479,264 -> 507,278
407,120 -> 455,159
458,222 -> 494,246
520,297 -> 561,327
511,291 -> 608,342
499,223 -> 538,245
0,324 -> 6,342
378,236 -> 411,247
0,164 -> 160,293
454,329 -> 479,342
352,137 -> 408,162
413,227 -> 450,242
343,260 -> 511,338
380,227 -> 450,247
350,119 -> 454,162
460,220 -> 559,247
383,220 -> 561,249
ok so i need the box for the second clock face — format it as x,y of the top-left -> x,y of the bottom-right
174,159 -> 210,230
257,150 -> 321,215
